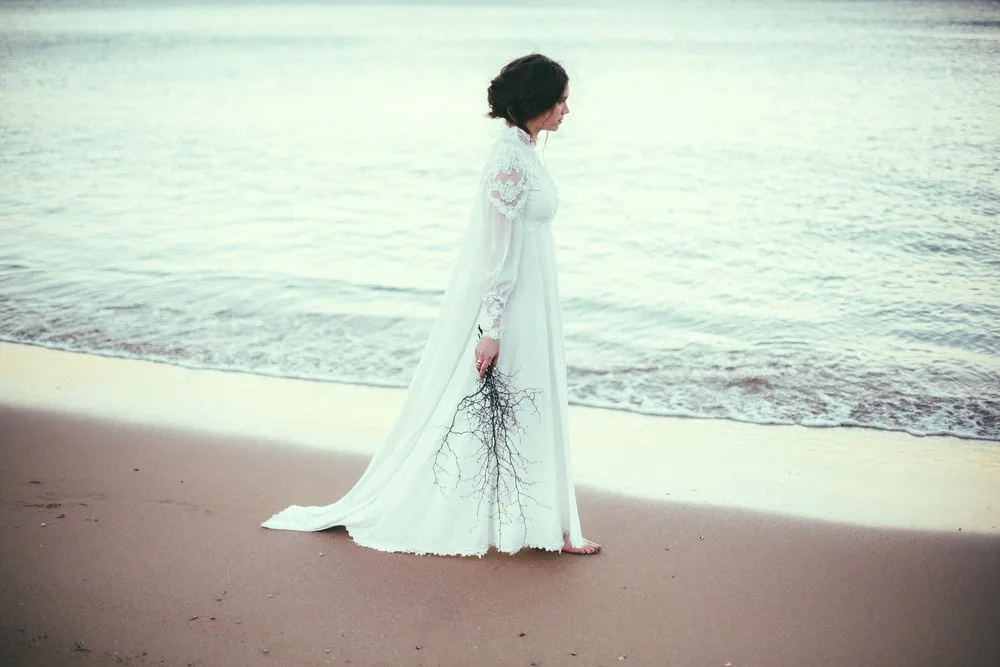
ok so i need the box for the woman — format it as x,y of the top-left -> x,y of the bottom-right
262,54 -> 600,556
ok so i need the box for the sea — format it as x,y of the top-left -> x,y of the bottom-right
1,0 -> 998,441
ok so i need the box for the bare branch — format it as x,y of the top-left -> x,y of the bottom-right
434,326 -> 544,547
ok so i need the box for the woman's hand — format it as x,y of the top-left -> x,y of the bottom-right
474,336 -> 500,380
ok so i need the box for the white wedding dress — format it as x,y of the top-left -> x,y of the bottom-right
262,124 -> 586,556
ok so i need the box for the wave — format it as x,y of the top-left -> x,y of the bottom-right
4,337 -> 996,443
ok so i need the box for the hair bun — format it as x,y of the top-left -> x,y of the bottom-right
486,77 -> 512,120
485,54 -> 568,126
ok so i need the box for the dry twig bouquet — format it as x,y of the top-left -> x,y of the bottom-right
434,326 -> 541,540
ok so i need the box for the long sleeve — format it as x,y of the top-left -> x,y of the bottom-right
478,155 -> 530,340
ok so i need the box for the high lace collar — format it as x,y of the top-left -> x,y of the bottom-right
503,123 -> 537,148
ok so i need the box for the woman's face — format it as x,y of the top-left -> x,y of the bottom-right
538,84 -> 570,132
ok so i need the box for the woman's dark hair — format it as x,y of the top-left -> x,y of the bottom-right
487,54 -> 568,135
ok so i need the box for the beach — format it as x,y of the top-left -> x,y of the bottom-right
1,342 -> 998,666
3,1 -> 999,663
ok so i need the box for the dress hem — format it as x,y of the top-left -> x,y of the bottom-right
346,527 -> 568,557
261,520 -> 568,558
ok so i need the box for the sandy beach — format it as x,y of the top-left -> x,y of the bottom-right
1,342 -> 999,666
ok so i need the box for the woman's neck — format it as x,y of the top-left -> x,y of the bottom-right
524,119 -> 542,141
508,123 -> 537,146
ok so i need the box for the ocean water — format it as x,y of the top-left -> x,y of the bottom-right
1,0 -> 998,441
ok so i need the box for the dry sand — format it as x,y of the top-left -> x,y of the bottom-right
1,343 -> 999,665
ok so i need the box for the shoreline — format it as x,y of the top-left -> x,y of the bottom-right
1,341 -> 999,535
5,337 -> 994,444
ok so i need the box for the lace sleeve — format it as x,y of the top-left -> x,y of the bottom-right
478,149 -> 531,340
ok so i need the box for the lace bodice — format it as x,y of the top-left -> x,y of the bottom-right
477,125 -> 559,340
481,125 -> 559,233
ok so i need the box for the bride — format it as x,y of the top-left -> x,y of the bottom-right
262,54 -> 600,556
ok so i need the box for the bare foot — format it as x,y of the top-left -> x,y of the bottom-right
562,530 -> 601,555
